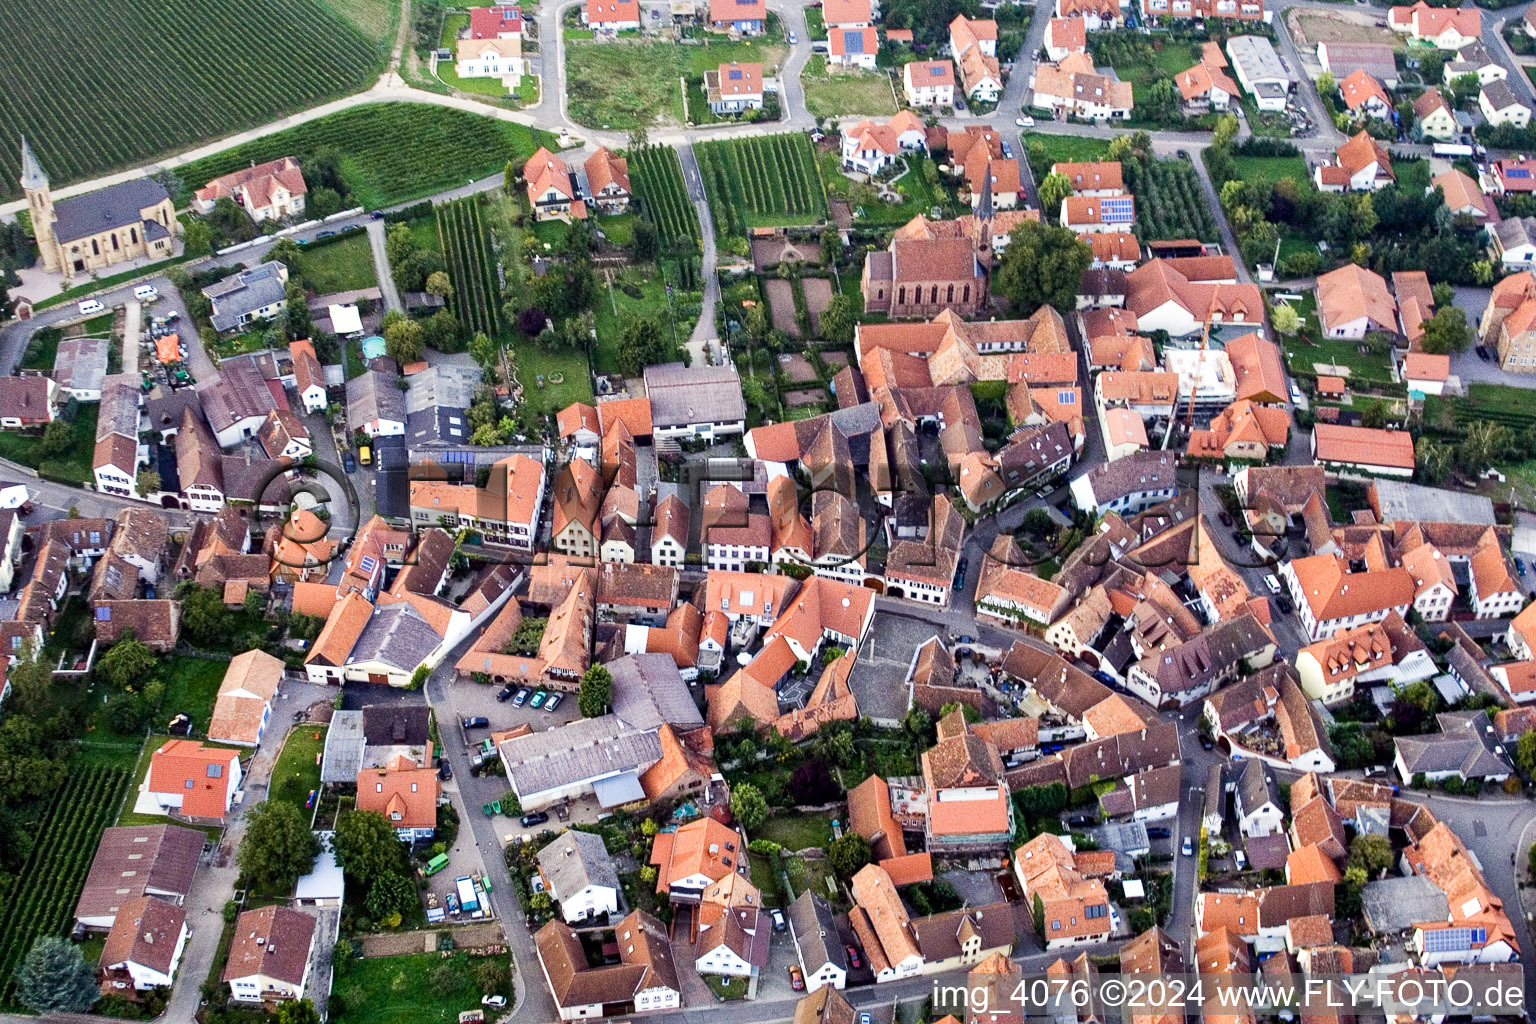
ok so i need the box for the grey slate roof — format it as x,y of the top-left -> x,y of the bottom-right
1482,77 -> 1526,114
643,363 -> 747,429
537,829 -> 622,904
321,710 -> 366,783
1080,450 -> 1178,506
55,337 -> 110,396
1370,480 -> 1495,527
608,653 -> 704,731
787,891 -> 847,975
348,602 -> 442,671
362,704 -> 431,746
406,364 -> 481,445
1393,710 -> 1514,779
498,715 -> 663,797
19,136 -> 48,191
1361,873 -> 1451,934
52,177 -> 170,245
347,369 -> 406,429
75,825 -> 204,924
204,262 -> 289,332
1235,757 -> 1279,818
1494,216 -> 1536,253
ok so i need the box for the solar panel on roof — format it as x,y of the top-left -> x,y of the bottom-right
1422,927 -> 1485,953
359,556 -> 378,574
930,65 -> 944,75
729,69 -> 743,80
1099,197 -> 1134,224
1508,168 -> 1531,179
96,606 -> 111,620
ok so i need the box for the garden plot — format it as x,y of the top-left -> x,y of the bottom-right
803,277 -> 833,334
764,278 -> 801,337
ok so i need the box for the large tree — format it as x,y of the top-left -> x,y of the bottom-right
1419,306 -> 1472,355
615,314 -> 670,377
579,664 -> 613,718
383,313 -> 426,365
818,293 -> 856,344
1036,172 -> 1073,217
991,222 -> 1093,316
238,801 -> 321,894
97,636 -> 156,690
828,832 -> 871,878
730,782 -> 769,830
13,937 -> 97,1014
333,808 -> 405,885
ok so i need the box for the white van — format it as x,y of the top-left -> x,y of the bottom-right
77,299 -> 105,316
133,284 -> 158,301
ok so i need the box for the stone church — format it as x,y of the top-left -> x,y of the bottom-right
19,136 -> 179,280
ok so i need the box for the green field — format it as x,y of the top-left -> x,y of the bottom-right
1109,45 -> 1196,104
593,267 -> 694,374
1023,133 -> 1112,177
629,146 -> 701,253
566,35 -> 788,129
292,232 -> 378,294
271,725 -> 328,822
161,656 -> 229,733
0,0 -> 388,199
802,57 -> 898,117
695,133 -> 828,239
1231,154 -> 1310,185
173,104 -> 561,210
0,765 -> 131,1007
511,344 -> 593,415
331,952 -> 489,1024
0,405 -> 98,484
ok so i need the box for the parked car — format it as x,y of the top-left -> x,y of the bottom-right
1182,837 -> 1194,857
78,299 -> 106,315
1199,735 -> 1214,751
1016,115 -> 1035,128
1477,346 -> 1492,362
1146,827 -> 1171,839
771,908 -> 787,932
343,453 -> 357,473
955,634 -> 976,645
439,760 -> 454,780
861,1014 -> 873,1024
846,945 -> 862,969
1275,594 -> 1294,614
370,210 -> 386,219
1264,574 -> 1282,594
1218,511 -> 1233,527
788,965 -> 805,991
1234,850 -> 1248,870
1230,530 -> 1245,546
462,716 -> 489,729
1067,814 -> 1096,828
496,686 -> 515,702
1517,557 -> 1527,575
954,557 -> 969,585
483,996 -> 507,1009
544,693 -> 564,712
788,31 -> 797,42
530,690 -> 547,709
512,687 -> 531,707
520,811 -> 549,828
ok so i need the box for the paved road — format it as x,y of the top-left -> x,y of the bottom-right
680,141 -> 723,365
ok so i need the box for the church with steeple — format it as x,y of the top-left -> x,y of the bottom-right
19,137 -> 179,280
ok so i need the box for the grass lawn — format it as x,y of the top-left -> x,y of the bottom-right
509,342 -> 593,415
748,851 -> 783,905
1023,133 -> 1111,176
1110,45 -> 1196,104
292,232 -> 378,294
566,36 -> 788,129
1232,154 -> 1309,185
597,212 -> 635,247
802,57 -> 898,117
271,725 -> 328,822
1278,291 -> 1395,384
161,656 -> 229,733
704,973 -> 749,1000
210,330 -> 273,359
754,813 -> 833,851
785,855 -> 840,904
330,951 -> 486,1024
1395,158 -> 1431,194
593,267 -> 693,374
0,405 -> 98,483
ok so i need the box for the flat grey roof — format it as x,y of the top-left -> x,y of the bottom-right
1371,480 -> 1496,526
1362,874 -> 1450,934
498,715 -> 663,798
55,336 -> 110,395
321,710 -> 366,783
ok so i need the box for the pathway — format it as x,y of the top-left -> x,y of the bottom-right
367,218 -> 404,313
678,141 -> 720,366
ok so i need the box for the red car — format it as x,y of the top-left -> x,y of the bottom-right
846,945 -> 862,969
788,965 -> 805,992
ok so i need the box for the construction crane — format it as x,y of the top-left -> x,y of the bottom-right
1184,288 -> 1224,431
